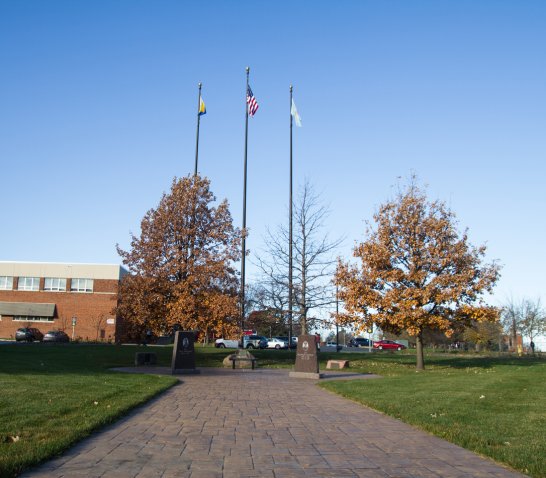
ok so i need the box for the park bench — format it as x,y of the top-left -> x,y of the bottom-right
229,354 -> 257,370
326,359 -> 350,370
135,352 -> 157,366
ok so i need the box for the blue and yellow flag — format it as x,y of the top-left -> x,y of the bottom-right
199,97 -> 206,116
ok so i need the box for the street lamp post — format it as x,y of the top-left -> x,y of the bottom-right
336,286 -> 339,353
71,316 -> 77,341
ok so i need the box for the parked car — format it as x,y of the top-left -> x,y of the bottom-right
373,340 -> 406,351
347,337 -> 371,348
243,335 -> 268,349
15,327 -> 43,342
275,336 -> 297,349
267,337 -> 288,349
43,330 -> 70,343
214,338 -> 240,348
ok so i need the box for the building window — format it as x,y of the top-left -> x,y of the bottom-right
13,316 -> 54,322
71,278 -> 93,293
17,277 -> 40,291
44,278 -> 67,292
0,276 -> 14,290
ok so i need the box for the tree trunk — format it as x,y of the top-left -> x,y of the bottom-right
511,318 -> 518,353
416,332 -> 425,371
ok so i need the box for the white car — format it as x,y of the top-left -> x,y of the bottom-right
267,337 -> 288,349
215,338 -> 239,348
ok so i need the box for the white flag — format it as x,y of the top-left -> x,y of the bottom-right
291,99 -> 302,127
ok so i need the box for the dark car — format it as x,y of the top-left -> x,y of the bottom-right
243,335 -> 268,349
43,330 -> 70,343
373,340 -> 406,351
15,327 -> 43,342
348,337 -> 371,347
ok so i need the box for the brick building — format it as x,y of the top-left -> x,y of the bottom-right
0,262 -> 128,342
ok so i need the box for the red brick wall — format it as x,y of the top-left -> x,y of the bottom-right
0,279 -> 121,342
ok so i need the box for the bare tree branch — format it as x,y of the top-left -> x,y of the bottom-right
253,180 -> 343,333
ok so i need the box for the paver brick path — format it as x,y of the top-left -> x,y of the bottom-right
24,368 -> 525,478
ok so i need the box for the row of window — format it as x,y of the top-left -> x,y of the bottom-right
13,316 -> 54,322
0,276 -> 94,293
0,316 -> 54,322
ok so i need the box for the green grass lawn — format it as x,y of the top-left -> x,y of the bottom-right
0,344 -> 178,478
318,353 -> 546,478
1,344 -> 544,477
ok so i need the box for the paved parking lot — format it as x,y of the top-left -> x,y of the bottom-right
24,368 -> 525,478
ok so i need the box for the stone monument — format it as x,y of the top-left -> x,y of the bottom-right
171,331 -> 200,374
289,334 -> 323,379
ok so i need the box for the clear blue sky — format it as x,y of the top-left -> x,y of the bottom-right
1,1 -> 545,309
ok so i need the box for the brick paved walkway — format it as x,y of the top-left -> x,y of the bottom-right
24,368 -> 525,478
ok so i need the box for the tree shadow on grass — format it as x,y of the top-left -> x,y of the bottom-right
424,354 -> 545,369
316,350 -> 545,372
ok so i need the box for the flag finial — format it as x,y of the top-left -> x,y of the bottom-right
290,85 -> 293,92
198,82 -> 202,88
246,66 -> 250,73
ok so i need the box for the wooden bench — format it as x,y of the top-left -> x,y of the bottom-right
326,359 -> 350,370
135,352 -> 157,366
229,355 -> 257,370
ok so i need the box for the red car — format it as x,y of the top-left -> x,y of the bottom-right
373,340 -> 406,351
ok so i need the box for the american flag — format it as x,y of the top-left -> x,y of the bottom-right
246,85 -> 259,117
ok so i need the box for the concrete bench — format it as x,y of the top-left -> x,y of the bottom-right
135,352 -> 157,366
229,355 -> 257,370
326,359 -> 350,370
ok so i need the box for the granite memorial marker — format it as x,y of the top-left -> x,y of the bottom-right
171,331 -> 199,374
289,334 -> 323,379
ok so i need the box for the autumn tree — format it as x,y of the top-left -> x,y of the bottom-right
255,181 -> 342,335
116,176 -> 241,341
336,179 -> 501,370
463,316 -> 503,352
246,283 -> 288,333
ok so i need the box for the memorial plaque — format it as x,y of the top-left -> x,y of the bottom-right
171,331 -> 199,374
290,334 -> 322,379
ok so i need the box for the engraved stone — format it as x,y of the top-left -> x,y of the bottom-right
290,334 -> 323,379
171,331 -> 200,374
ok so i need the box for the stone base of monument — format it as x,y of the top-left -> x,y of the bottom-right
289,371 -> 323,379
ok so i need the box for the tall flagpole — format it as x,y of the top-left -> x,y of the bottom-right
288,85 -> 294,346
194,82 -> 202,176
241,67 -> 250,336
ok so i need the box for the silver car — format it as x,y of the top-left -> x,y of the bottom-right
267,337 -> 288,349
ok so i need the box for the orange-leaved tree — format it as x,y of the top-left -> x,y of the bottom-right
116,176 -> 241,341
335,180 -> 501,370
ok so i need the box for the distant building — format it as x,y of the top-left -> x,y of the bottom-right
0,262 -> 128,342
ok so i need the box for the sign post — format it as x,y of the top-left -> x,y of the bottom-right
71,316 -> 77,340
